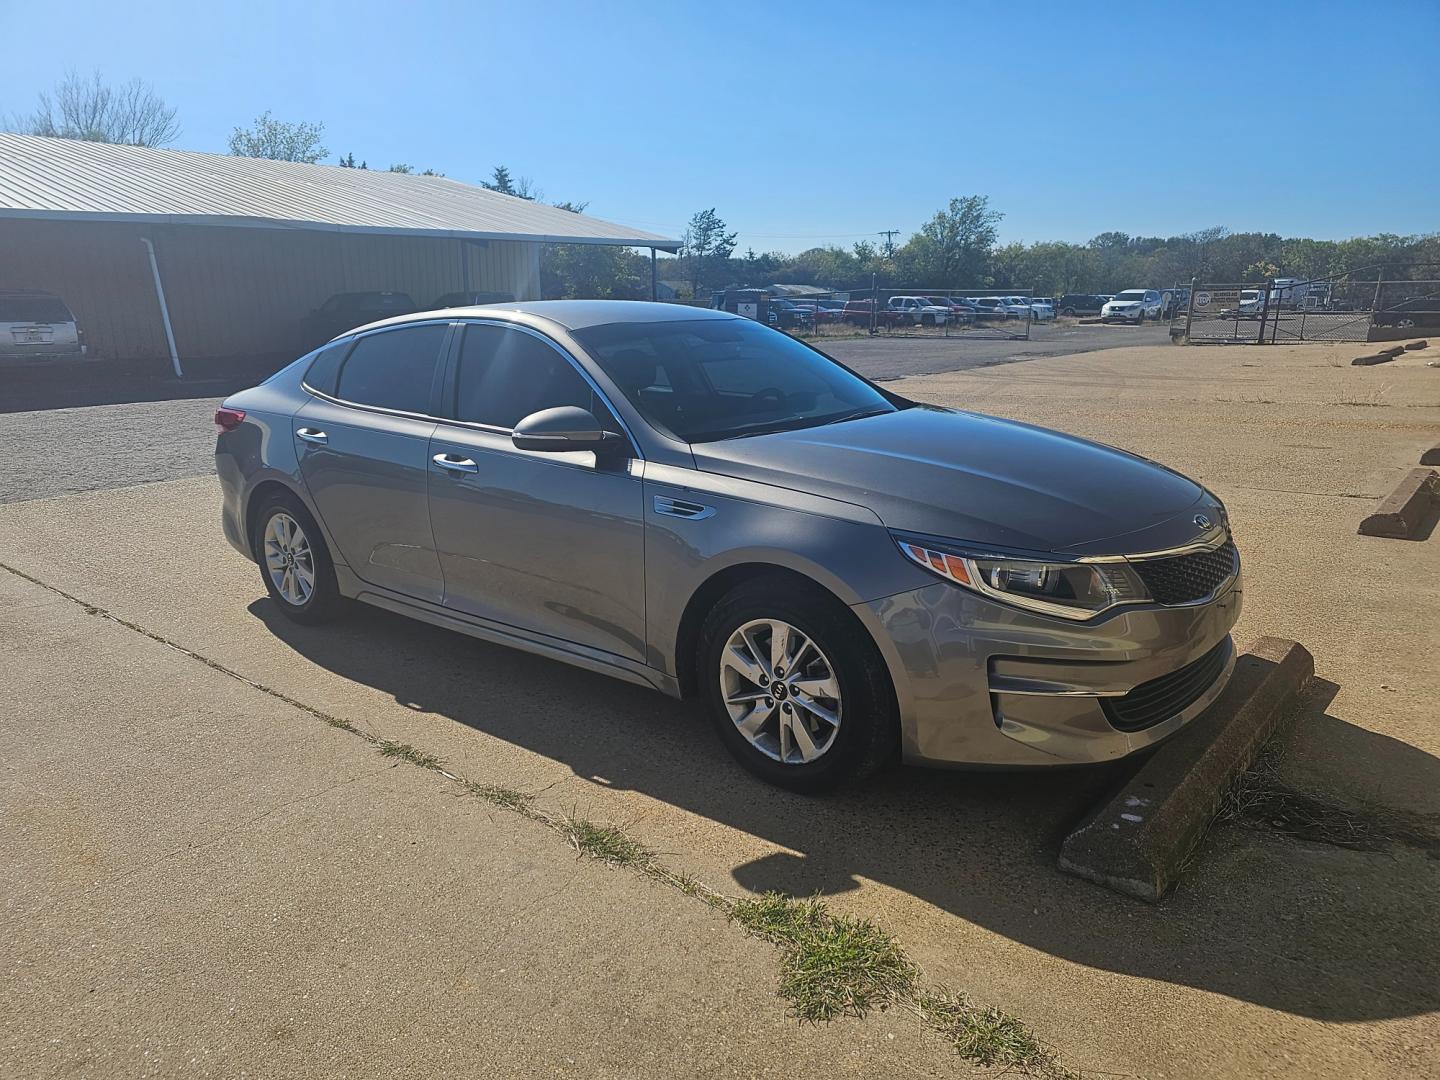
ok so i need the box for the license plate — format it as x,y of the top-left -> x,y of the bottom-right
14,331 -> 45,344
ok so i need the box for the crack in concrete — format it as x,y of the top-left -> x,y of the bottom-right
103,765 -> 394,888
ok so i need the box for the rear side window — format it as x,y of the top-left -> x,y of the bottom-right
0,295 -> 72,322
303,341 -> 349,396
335,324 -> 448,413
453,324 -> 599,429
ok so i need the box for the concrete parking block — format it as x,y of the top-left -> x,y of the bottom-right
1351,348 -> 1406,366
1403,340 -> 1429,350
1421,447 -> 1440,466
1058,637 -> 1314,902
1358,468 -> 1440,539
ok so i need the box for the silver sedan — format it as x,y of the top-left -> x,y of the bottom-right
215,301 -> 1240,791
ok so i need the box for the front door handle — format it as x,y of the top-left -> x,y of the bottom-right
296,427 -> 328,444
432,453 -> 478,474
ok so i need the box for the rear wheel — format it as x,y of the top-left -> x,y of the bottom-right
922,313 -> 936,327
699,576 -> 897,793
252,491 -> 344,624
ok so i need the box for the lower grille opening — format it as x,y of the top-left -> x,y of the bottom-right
1101,638 -> 1233,732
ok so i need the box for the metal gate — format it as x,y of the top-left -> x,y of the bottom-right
1177,269 -> 1440,345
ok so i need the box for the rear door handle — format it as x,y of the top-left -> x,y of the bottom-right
296,427 -> 328,444
432,453 -> 478,474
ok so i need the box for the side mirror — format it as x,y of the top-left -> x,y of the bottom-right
511,406 -> 625,454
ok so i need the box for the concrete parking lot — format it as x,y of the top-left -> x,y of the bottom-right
2,338 -> 1437,1078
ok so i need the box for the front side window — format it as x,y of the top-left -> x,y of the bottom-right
574,317 -> 897,443
334,324 -> 448,413
453,324 -> 599,429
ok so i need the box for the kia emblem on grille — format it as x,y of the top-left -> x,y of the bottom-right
1193,514 -> 1213,530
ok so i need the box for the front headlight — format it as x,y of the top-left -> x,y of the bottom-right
893,534 -> 1150,621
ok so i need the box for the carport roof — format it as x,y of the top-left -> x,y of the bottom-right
0,133 -> 680,251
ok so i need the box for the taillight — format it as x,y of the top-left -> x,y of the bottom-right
214,407 -> 246,432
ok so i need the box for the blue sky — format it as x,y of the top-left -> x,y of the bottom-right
3,0 -> 1436,252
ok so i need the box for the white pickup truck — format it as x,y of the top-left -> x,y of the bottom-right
886,295 -> 952,326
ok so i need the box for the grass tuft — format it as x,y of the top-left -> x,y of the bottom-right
377,740 -> 441,769
917,988 -> 1066,1073
730,893 -> 916,1022
560,814 -> 656,869
463,781 -> 534,813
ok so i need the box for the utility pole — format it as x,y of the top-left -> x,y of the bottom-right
878,229 -> 899,260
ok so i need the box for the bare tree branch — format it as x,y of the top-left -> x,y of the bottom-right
6,69 -> 179,147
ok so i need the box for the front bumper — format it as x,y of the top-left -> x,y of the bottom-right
856,577 -> 1242,767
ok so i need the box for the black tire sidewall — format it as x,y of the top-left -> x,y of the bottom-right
252,492 -> 341,624
698,581 -> 897,793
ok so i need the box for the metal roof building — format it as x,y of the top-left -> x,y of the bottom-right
0,133 -> 679,374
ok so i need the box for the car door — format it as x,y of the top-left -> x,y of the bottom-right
293,321 -> 452,603
426,321 -> 646,662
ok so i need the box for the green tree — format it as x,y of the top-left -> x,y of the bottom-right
228,111 -> 327,163
680,208 -> 739,298
904,196 -> 1002,289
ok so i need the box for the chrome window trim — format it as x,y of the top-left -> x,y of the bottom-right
433,318 -> 646,462
299,319 -> 457,420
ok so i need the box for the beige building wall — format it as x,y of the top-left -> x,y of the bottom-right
0,218 -> 541,366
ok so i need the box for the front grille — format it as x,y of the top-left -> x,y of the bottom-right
1131,540 -> 1238,605
1101,638 -> 1232,732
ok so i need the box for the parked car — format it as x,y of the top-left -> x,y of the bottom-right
430,290 -> 516,309
787,300 -> 840,324
924,297 -> 975,324
840,300 -> 904,328
1056,294 -> 1107,316
767,298 -> 815,330
886,296 -> 951,326
216,301 -> 1241,792
303,291 -> 417,345
1101,290 -> 1162,323
0,289 -> 85,363
1221,289 -> 1267,320
969,297 -> 1015,320
1008,296 -> 1053,321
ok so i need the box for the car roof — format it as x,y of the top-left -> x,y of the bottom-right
346,299 -> 739,338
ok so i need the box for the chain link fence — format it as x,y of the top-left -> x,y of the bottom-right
1175,270 -> 1440,344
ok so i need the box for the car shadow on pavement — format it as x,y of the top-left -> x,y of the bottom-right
250,598 -> 1440,1025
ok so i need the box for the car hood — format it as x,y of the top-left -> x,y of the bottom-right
691,406 -> 1212,554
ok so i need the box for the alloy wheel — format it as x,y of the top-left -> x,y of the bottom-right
719,619 -> 842,764
263,512 -> 316,606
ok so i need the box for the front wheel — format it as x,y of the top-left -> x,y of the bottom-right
699,577 -> 898,793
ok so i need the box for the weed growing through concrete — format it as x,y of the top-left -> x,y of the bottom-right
730,893 -> 916,1022
916,989 -> 1068,1073
378,740 -> 441,770
559,813 -> 656,869
462,780 -> 535,814
727,892 -> 1071,1075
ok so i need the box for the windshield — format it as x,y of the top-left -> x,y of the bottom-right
1115,291 -> 1146,302
1240,290 -> 1262,301
573,318 -> 897,443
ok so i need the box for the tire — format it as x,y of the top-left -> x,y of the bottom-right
698,575 -> 898,793
922,313 -> 936,327
1061,307 -> 1076,317
251,489 -> 344,624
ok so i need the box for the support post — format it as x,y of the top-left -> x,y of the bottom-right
140,237 -> 183,379
1184,276 -> 1197,342
651,248 -> 658,301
